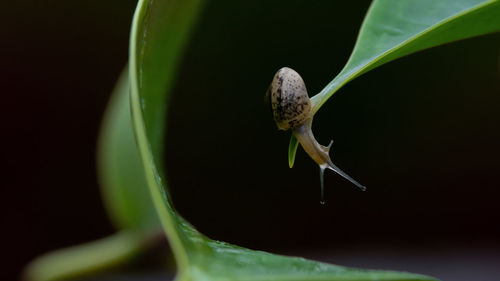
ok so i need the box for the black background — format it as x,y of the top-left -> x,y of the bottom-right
2,1 -> 500,281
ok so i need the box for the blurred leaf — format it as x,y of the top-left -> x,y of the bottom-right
129,0 -> 438,280
25,69 -> 162,281
289,0 -> 500,162
98,67 -> 159,231
24,229 -> 151,281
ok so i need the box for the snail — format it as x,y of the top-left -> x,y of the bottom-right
265,67 -> 366,204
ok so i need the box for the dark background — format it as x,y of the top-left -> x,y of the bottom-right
2,1 -> 500,281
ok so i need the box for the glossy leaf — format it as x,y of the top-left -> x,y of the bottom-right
129,0 -> 207,272
289,0 -> 500,163
129,0 -> 438,280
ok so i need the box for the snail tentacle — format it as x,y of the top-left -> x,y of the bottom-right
325,160 -> 366,191
292,119 -> 366,203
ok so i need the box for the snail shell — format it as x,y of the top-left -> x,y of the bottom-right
266,67 -> 312,130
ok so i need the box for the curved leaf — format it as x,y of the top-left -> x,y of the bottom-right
289,0 -> 500,164
129,0 -> 438,280
24,230 -> 149,281
98,67 -> 159,231
129,0 -> 207,273
24,69 -> 162,281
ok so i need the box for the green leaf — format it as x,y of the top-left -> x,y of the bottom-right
25,68 -> 162,281
24,231 -> 149,281
129,0 -> 438,280
288,134 -> 299,168
289,0 -> 500,163
129,0 -> 207,272
98,67 -> 159,231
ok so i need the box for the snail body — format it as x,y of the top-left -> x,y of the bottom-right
266,67 -> 366,203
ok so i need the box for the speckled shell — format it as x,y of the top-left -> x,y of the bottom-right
266,67 -> 311,130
